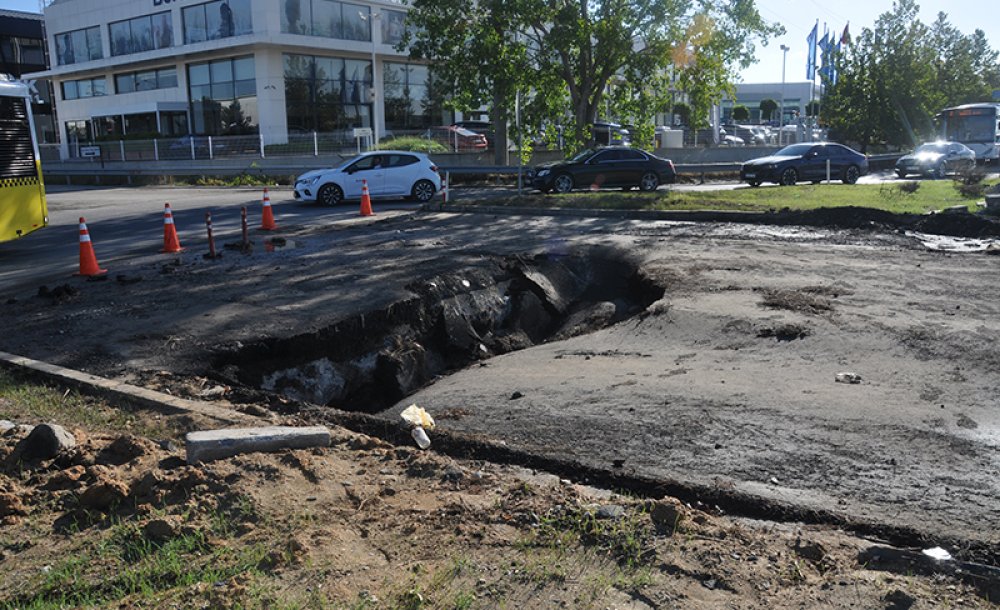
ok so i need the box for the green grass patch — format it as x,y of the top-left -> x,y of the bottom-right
488,180 -> 997,215
377,136 -> 448,154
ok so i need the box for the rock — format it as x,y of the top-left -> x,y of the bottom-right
794,539 -> 827,562
985,242 -> 1000,255
649,498 -> 687,533
595,504 -> 626,520
884,589 -> 917,610
0,492 -> 27,518
43,465 -> 87,490
99,435 -> 152,464
442,466 -> 465,483
0,420 -> 15,433
144,518 -> 179,540
13,423 -> 76,461
78,469 -> 130,511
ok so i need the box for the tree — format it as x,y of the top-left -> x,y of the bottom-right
731,104 -> 749,121
404,0 -> 782,152
805,100 -> 820,117
823,1 -> 1000,150
672,102 -> 691,125
758,98 -> 777,121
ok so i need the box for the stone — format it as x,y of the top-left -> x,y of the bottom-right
985,242 -> 1000,256
0,420 -> 15,433
595,504 -> 626,520
144,518 -> 179,540
649,498 -> 688,533
793,539 -> 827,562
0,492 -> 27,518
185,426 -> 331,464
13,423 -> 76,461
78,478 -> 129,510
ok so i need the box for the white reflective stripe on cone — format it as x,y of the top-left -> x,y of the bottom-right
80,234 -> 91,242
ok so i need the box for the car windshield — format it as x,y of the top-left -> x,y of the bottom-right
775,144 -> 815,156
568,148 -> 598,163
915,143 -> 949,154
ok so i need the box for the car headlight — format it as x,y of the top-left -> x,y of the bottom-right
297,176 -> 319,186
536,169 -> 550,177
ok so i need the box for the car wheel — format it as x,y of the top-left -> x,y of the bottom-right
895,170 -> 906,179
842,165 -> 860,185
317,183 -> 343,206
779,168 -> 798,186
639,172 -> 660,192
411,179 -> 436,203
553,174 -> 574,194
933,163 -> 946,180
748,180 -> 762,188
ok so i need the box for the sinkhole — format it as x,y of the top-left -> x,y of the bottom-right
211,250 -> 665,413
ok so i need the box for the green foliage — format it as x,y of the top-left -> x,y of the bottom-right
805,100 -> 820,117
731,104 -> 750,121
376,136 -> 448,153
758,98 -> 778,121
824,0 -> 1000,150
671,101 -> 692,126
404,0 -> 782,150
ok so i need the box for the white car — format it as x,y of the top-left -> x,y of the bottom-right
294,150 -> 441,206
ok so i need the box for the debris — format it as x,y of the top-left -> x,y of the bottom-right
0,420 -> 14,433
595,504 -> 626,520
185,426 -> 331,464
986,243 -> 1000,255
509,391 -> 524,400
835,372 -> 862,384
411,426 -> 431,450
649,498 -> 687,533
922,547 -> 953,562
399,404 -> 435,430
12,423 -> 76,461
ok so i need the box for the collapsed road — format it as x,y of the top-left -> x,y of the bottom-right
2,191 -> 999,564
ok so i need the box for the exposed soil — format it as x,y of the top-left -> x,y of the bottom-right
2,200 -> 1000,606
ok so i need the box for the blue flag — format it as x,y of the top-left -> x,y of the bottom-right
806,22 -> 818,80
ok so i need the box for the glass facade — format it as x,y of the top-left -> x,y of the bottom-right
115,67 -> 178,94
62,77 -> 108,101
281,0 -> 370,41
183,0 -> 253,44
109,12 -> 173,56
383,62 -> 440,131
283,53 -> 372,133
54,26 -> 103,66
187,56 -> 258,135
380,10 -> 406,46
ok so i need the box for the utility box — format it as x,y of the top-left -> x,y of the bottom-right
657,128 -> 683,148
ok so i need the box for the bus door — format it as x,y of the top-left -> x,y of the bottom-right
0,86 -> 48,242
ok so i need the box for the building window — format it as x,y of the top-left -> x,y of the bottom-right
65,119 -> 92,144
283,53 -> 372,133
54,26 -> 103,66
61,77 -> 108,101
109,12 -> 173,56
383,62 -> 440,131
94,115 -> 124,139
281,0 -> 371,42
115,67 -> 178,94
380,10 -> 406,46
160,111 -> 189,136
183,0 -> 253,44
187,56 -> 257,135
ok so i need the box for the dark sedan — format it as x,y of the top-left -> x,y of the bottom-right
740,142 -> 868,186
531,147 -> 676,193
895,141 -> 976,179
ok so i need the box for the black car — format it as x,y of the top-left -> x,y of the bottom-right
895,141 -> 976,179
740,142 -> 869,186
531,146 -> 676,193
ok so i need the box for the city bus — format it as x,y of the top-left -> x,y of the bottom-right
0,78 -> 48,242
937,103 -> 1000,163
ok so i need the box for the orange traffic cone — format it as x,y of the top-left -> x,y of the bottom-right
76,217 -> 107,277
161,203 -> 184,253
260,187 -> 278,230
359,180 -> 374,217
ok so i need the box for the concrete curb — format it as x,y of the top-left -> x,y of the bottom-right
0,351 -> 249,425
422,202 -> 769,224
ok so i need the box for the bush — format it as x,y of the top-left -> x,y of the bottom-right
898,181 -> 921,195
376,137 -> 448,153
953,164 -> 988,198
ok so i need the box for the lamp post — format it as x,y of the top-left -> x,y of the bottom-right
359,10 -> 381,147
779,44 -> 789,145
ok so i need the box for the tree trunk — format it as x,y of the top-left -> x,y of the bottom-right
492,90 -> 508,165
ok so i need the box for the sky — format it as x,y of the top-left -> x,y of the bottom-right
2,0 -> 998,86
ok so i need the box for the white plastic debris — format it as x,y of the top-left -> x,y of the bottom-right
835,372 -> 862,384
922,547 -> 953,561
400,404 -> 435,430
411,426 -> 431,450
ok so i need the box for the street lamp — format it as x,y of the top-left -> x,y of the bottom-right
359,10 -> 381,147
779,44 -> 789,145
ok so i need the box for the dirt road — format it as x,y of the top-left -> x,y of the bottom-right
2,188 -> 999,560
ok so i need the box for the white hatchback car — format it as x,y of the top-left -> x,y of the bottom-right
294,150 -> 441,205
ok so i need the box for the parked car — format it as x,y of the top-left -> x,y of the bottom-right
591,122 -> 631,146
424,126 -> 488,152
740,142 -> 869,186
453,120 -> 495,149
530,146 -> 676,193
724,124 -> 768,145
293,150 -> 441,205
895,141 -> 976,179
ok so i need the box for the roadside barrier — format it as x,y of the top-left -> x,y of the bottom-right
260,187 -> 278,230
76,217 -> 107,277
241,207 -> 250,249
204,212 -> 220,260
160,203 -> 184,253
441,172 -> 449,204
360,179 -> 374,216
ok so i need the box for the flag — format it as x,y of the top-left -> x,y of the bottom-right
806,21 -> 818,80
840,22 -> 851,46
819,29 -> 831,55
